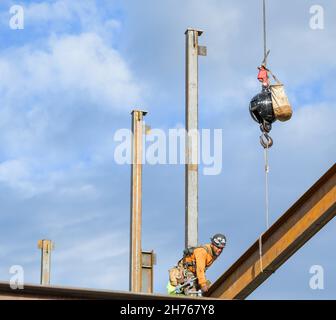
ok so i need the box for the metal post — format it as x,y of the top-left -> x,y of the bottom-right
141,250 -> 156,294
130,109 -> 147,292
37,240 -> 54,286
185,28 -> 207,249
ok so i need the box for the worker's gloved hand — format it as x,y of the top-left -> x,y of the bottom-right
201,285 -> 209,293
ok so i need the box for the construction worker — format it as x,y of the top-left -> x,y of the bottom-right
167,233 -> 226,296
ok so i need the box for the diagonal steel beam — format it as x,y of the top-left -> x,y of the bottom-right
207,163 -> 336,299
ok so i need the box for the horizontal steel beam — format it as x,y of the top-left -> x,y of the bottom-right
207,163 -> 336,299
0,281 -> 216,300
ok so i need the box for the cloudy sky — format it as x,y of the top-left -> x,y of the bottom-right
0,0 -> 335,299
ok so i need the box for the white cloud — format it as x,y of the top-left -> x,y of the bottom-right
22,0 -> 122,37
52,233 -> 129,289
25,1 -> 74,23
55,234 -> 128,263
1,32 -> 141,110
0,156 -> 111,199
0,0 -> 140,291
58,184 -> 98,199
0,31 -> 142,162
0,159 -> 38,197
0,159 -> 28,182
0,158 -> 66,198
119,0 -> 336,115
276,103 -> 336,153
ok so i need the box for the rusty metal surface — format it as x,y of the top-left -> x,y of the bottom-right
207,163 -> 336,299
38,240 -> 54,286
141,251 -> 156,294
130,110 -> 147,292
198,46 -> 207,56
0,281 -> 217,300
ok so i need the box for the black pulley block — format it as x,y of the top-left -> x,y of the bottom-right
249,87 -> 276,132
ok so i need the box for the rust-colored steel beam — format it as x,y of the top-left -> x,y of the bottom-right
207,163 -> 336,300
141,251 -> 156,294
37,240 -> 54,286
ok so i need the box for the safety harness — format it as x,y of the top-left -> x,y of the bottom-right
181,245 -> 215,273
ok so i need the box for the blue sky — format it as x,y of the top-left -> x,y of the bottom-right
0,0 -> 335,299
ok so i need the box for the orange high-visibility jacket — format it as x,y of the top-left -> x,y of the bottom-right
184,244 -> 216,287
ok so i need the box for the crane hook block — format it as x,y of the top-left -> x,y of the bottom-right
249,87 -> 276,132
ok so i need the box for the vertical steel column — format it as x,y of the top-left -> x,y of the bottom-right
130,110 -> 147,292
185,28 -> 206,249
37,240 -> 54,286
